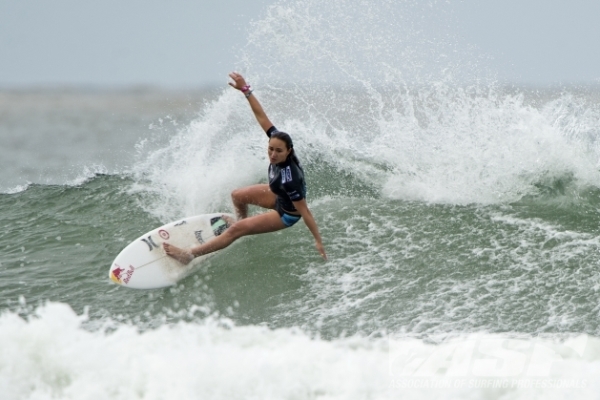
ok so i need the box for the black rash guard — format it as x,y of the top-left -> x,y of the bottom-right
266,126 -> 306,213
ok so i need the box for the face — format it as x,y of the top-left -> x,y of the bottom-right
268,137 -> 291,164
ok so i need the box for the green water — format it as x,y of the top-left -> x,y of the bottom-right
3,173 -> 600,339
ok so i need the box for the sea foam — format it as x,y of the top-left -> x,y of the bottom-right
1,302 -> 599,400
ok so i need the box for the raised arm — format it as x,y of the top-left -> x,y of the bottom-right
229,72 -> 273,133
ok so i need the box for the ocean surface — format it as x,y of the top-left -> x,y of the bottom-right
3,1 -> 600,399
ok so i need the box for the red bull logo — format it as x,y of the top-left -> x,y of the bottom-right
110,264 -> 135,285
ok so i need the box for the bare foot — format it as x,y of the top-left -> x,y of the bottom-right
222,214 -> 237,227
163,242 -> 194,265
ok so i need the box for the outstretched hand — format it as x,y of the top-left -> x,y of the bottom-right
228,72 -> 248,91
316,242 -> 327,261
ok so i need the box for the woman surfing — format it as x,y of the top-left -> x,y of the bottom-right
163,72 -> 327,263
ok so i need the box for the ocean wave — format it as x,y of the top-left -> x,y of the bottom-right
1,302 -> 598,400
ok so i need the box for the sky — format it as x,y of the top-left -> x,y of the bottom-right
1,0 -> 599,88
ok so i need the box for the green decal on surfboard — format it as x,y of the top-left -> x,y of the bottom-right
210,217 -> 227,236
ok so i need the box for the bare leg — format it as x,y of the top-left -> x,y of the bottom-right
231,184 -> 276,219
163,211 -> 285,265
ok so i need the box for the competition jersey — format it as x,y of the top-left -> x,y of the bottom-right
266,126 -> 306,212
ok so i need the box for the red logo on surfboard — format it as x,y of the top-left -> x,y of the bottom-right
158,229 -> 170,240
110,264 -> 135,285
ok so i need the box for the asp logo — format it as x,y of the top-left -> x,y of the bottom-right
388,335 -> 588,379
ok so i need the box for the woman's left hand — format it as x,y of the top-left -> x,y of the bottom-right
316,241 -> 327,260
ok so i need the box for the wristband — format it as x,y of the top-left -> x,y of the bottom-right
245,90 -> 253,99
241,85 -> 251,93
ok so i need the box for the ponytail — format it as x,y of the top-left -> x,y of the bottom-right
289,148 -> 301,166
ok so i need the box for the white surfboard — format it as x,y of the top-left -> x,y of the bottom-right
109,213 -> 235,289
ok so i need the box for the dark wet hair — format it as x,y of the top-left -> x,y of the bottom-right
270,131 -> 301,166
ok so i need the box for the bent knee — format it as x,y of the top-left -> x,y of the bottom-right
231,186 -> 257,202
231,188 -> 244,201
231,185 -> 275,209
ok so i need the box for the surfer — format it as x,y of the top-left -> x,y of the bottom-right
163,72 -> 327,263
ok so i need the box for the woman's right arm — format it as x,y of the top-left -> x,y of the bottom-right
229,72 -> 273,132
